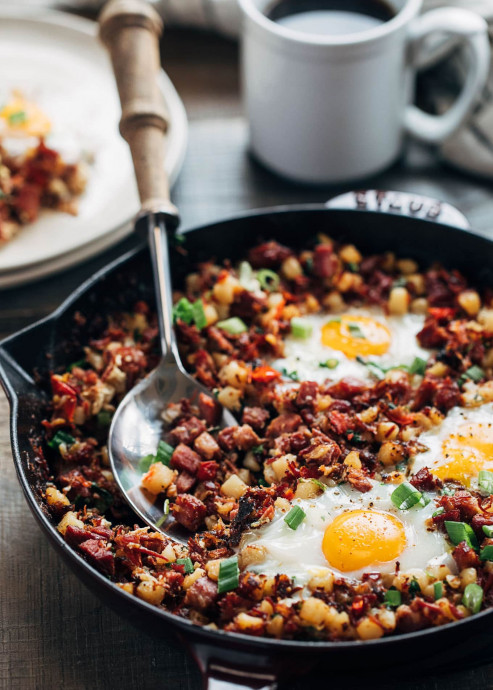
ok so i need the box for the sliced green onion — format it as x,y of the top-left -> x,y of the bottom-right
391,482 -> 425,510
463,583 -> 483,614
176,557 -> 194,574
441,486 -> 456,497
291,317 -> 313,339
284,505 -> 306,530
483,525 -> 493,538
155,499 -> 170,527
326,317 -> 341,325
409,357 -> 427,376
216,317 -> 248,335
156,440 -> 174,467
356,356 -> 386,380
217,555 -> 240,594
347,322 -> 365,339
479,470 -> 493,495
172,297 -> 194,324
138,454 -> 155,473
445,521 -> 479,551
97,410 -> 113,427
384,588 -> 401,607
480,545 -> 493,561
464,365 -> 485,383
433,581 -> 443,600
238,261 -> 257,290
319,358 -> 339,369
309,479 -> 327,492
257,269 -> 280,292
192,299 -> 207,330
48,430 -> 75,450
8,110 -> 26,125
432,507 -> 445,518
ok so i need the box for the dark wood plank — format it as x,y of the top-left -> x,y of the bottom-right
2,26 -> 493,690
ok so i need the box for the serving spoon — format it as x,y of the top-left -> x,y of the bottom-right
99,0 -> 236,543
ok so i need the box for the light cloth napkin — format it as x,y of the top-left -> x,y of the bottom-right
155,0 -> 493,179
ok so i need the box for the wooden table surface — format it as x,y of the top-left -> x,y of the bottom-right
2,26 -> 493,690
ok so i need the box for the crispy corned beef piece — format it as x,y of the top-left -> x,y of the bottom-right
313,244 -> 339,279
248,240 -> 291,268
184,576 -> 218,611
232,424 -> 261,451
266,413 -> 302,438
242,406 -> 270,431
410,468 -> 442,492
78,539 -> 115,576
296,381 -> 318,408
171,444 -> 201,474
169,416 -> 206,445
198,392 -> 221,426
452,542 -> 481,570
194,431 -> 221,460
172,494 -> 207,531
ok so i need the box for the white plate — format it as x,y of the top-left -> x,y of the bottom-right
0,8 -> 187,278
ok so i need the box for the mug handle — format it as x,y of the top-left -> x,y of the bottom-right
404,7 -> 490,144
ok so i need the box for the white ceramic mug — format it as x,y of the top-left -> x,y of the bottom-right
238,0 -> 490,184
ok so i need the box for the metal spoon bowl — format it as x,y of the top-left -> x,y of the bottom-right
100,2 -> 235,543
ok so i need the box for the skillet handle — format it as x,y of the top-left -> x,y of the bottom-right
183,639 -> 279,690
98,0 -> 177,217
326,190 -> 471,230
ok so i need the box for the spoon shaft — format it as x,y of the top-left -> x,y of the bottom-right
149,215 -> 183,365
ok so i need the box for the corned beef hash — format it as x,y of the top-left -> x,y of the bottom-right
40,234 -> 493,641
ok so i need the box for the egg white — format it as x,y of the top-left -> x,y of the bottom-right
411,402 -> 493,489
271,307 -> 429,384
241,480 -> 453,586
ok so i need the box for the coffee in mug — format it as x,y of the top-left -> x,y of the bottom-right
238,0 -> 490,184
267,0 -> 395,36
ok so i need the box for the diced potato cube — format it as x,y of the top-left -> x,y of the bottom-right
221,474 -> 247,499
141,463 -> 176,496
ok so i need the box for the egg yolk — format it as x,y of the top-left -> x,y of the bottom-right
321,315 -> 391,358
322,510 -> 406,572
0,94 -> 51,138
433,423 -> 493,486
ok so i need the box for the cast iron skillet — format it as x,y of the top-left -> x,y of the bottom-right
3,190 -> 493,689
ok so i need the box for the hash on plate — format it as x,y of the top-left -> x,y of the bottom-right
0,92 -> 89,244
39,233 -> 493,641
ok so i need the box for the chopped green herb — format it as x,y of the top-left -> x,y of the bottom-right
68,358 -> 88,371
192,299 -> 207,330
347,262 -> 359,273
91,483 -> 114,513
138,454 -> 155,473
291,317 -> 313,339
156,440 -> 174,467
348,322 -> 365,339
216,317 -> 248,335
257,478 -> 269,487
97,410 -> 113,427
479,470 -> 493,495
391,482 -> 426,510
257,269 -> 280,292
281,367 -> 299,382
393,277 -> 408,288
480,545 -> 493,561
217,555 -> 240,594
252,444 -> 264,455
326,317 -> 341,325
409,357 -> 427,376
408,577 -> 421,598
319,358 -> 339,369
8,110 -> 26,125
309,479 -> 327,492
433,581 -> 443,600
441,487 -> 456,496
48,430 -> 75,450
444,521 -> 479,551
284,505 -> 306,530
483,525 -> 493,538
176,557 -> 194,574
384,588 -> 401,607
463,583 -> 483,614
432,507 -> 445,518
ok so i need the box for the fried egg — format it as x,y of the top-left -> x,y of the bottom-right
271,307 -> 429,384
242,480 -> 453,586
411,403 -> 493,488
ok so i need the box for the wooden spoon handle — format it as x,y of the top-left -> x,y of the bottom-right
99,0 -> 177,216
